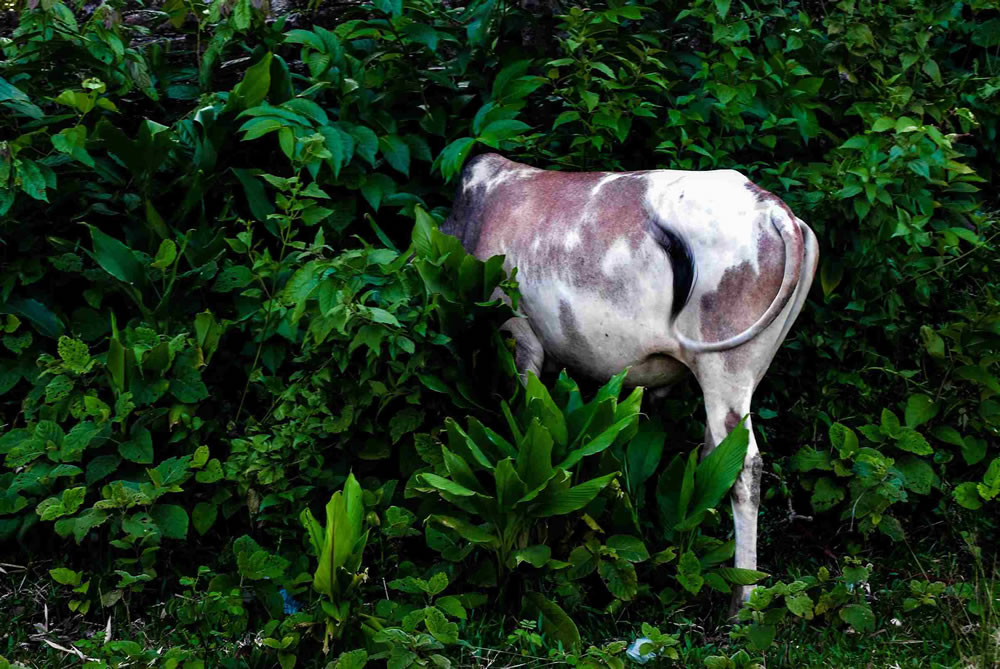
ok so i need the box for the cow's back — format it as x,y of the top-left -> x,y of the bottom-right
443,154 -> 799,383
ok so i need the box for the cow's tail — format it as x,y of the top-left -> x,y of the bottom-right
673,206 -> 805,353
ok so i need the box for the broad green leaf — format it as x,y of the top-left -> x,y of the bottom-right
655,453 -> 690,535
716,567 -> 768,585
438,137 -> 476,182
517,420 -> 555,490
522,592 -> 581,653
151,239 -> 177,270
513,544 -> 551,568
373,0 -> 402,16
880,409 -> 902,437
2,298 -> 65,338
477,120 -> 530,148
378,134 -> 410,177
895,429 -> 933,455
872,116 -> 895,132
904,394 -> 938,427
239,117 -> 284,141
427,515 -> 498,546
676,550 -> 703,595
119,427 -> 153,464
151,504 -> 188,540
87,225 -> 144,285
412,206 -> 436,259
897,455 -> 936,495
49,567 -> 81,586
57,337 -> 90,373
689,420 -> 749,518
839,603 -> 875,632
786,592 -> 814,619
978,457 -> 1000,501
953,482 -> 983,510
525,373 -> 568,445
424,606 -> 459,644
232,168 -> 275,221
334,649 -> 368,669
810,477 -> 845,512
606,535 -> 649,563
192,502 -> 217,535
436,595 -> 466,620
234,53 -> 273,107
332,472 -> 363,576
300,507 -> 324,558
560,416 -> 635,469
829,422 -> 859,457
495,457 -> 526,510
530,471 -> 617,517
747,622 -> 775,650
599,557 -> 638,600
445,418 -> 494,470
441,447 -> 486,495
37,487 -> 86,521
625,422 -> 664,491
820,258 -> 844,296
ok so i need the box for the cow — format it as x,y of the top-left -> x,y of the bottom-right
441,153 -> 820,607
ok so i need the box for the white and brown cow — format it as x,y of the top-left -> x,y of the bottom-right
442,153 -> 819,605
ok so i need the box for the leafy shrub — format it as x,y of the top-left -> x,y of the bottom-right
2,0 -> 999,666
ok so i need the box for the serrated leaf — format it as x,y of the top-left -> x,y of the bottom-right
599,557 -> 638,600
57,337 -> 90,373
676,550 -> 703,595
424,606 -> 459,644
895,429 -> 933,455
786,592 -> 814,618
840,603 -> 875,632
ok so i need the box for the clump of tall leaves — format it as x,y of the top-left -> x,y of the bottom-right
414,371 -> 639,582
301,473 -> 370,651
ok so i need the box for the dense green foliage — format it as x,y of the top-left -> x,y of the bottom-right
1,0 -> 998,666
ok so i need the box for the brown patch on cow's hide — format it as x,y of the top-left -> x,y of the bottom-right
473,165 -> 653,307
745,181 -> 794,218
699,218 -> 784,370
724,409 -> 741,433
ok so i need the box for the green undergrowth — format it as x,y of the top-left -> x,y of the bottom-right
1,0 -> 999,666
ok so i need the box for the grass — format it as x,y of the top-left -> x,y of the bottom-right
2,548 -> 997,668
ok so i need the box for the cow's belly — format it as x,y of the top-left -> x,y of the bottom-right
518,275 -> 688,388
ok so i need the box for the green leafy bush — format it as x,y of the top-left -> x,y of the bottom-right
1,0 -> 998,666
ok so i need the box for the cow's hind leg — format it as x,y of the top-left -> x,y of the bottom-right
697,366 -> 762,614
503,317 -> 544,381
